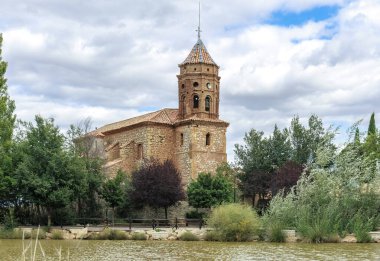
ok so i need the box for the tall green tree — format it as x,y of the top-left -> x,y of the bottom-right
367,112 -> 376,136
101,170 -> 131,219
363,113 -> 379,164
17,116 -> 85,226
0,34 -> 17,204
66,118 -> 104,219
187,172 -> 233,209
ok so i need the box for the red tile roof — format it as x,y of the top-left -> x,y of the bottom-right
181,39 -> 217,66
90,108 -> 229,136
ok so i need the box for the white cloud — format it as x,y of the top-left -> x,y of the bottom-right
1,0 -> 379,162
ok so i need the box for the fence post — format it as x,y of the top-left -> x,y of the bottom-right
175,217 -> 178,230
199,218 -> 203,230
129,217 -> 132,230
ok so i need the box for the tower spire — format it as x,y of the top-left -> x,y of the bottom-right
196,1 -> 201,39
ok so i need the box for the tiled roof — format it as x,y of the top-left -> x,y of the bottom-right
181,39 -> 217,66
90,108 -> 229,136
90,108 -> 179,135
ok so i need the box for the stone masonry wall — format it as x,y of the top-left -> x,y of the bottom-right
102,124 -> 175,177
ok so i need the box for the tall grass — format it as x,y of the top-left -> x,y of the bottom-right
263,139 -> 380,243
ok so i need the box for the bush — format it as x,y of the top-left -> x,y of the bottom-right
131,232 -> 147,240
185,210 -> 206,219
0,228 -> 24,239
109,229 -> 128,240
51,230 -> 64,240
86,228 -> 128,240
263,139 -> 380,243
207,203 -> 261,242
353,215 -> 373,243
179,231 -> 199,241
204,230 -> 221,241
267,223 -> 285,242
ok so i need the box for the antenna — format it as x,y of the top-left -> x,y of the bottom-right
196,1 -> 202,39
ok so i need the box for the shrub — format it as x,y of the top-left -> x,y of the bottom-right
86,228 -> 128,240
207,203 -> 261,242
0,228 -> 23,239
31,229 -> 46,239
51,230 -> 64,240
353,215 -> 373,243
109,229 -> 128,240
267,223 -> 285,242
204,230 -> 221,241
131,232 -> 147,240
179,231 -> 199,241
185,210 -> 206,219
263,138 -> 380,243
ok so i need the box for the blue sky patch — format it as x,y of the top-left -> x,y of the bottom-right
267,5 -> 340,27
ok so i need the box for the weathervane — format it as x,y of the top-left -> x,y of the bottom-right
196,1 -> 202,39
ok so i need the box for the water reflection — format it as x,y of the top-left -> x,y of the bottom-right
1,240 -> 379,260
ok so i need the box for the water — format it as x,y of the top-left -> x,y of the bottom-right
0,239 -> 379,261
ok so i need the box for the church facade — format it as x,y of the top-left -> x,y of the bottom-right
90,36 -> 229,185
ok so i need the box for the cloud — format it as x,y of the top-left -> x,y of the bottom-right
1,0 -> 379,161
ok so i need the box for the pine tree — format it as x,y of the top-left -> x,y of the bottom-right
354,127 -> 360,145
368,112 -> 376,136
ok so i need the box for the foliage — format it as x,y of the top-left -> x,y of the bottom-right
179,231 -> 199,241
131,159 -> 185,219
271,160 -> 303,196
204,230 -> 221,241
266,222 -> 285,242
187,172 -> 233,209
16,116 -> 87,226
207,203 -> 261,242
131,232 -> 147,240
0,34 -> 17,211
66,118 -> 105,219
51,230 -> 64,240
185,210 -> 206,219
86,228 -> 127,240
235,115 -> 334,210
101,170 -> 131,215
263,131 -> 380,243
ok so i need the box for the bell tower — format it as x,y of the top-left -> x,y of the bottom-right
177,9 -> 220,120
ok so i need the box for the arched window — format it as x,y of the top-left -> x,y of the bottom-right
180,133 -> 184,146
193,95 -> 199,108
205,96 -> 211,112
206,133 -> 211,146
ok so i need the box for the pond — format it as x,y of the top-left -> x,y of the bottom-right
0,239 -> 379,260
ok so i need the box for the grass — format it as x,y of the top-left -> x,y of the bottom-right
86,228 -> 129,240
179,231 -> 199,241
131,232 -> 147,240
0,228 -> 46,239
51,230 -> 64,240
267,224 -> 285,243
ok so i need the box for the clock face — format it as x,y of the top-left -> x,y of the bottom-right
206,83 -> 212,89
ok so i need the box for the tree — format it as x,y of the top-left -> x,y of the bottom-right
187,172 -> 233,209
101,170 -> 130,220
235,126 -> 292,206
363,113 -> 379,161
16,116 -> 85,226
0,33 -> 17,206
131,159 -> 185,219
66,118 -> 105,219
367,112 -> 376,136
271,160 -> 303,196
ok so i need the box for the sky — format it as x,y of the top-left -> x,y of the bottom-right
1,0 -> 379,162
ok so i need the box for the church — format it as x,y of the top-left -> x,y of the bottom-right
89,33 -> 229,185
